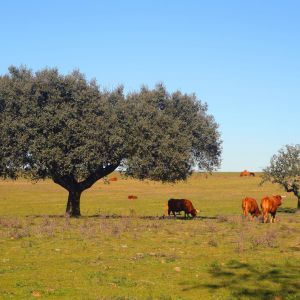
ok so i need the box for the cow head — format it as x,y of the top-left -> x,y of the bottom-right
274,195 -> 285,206
191,209 -> 198,217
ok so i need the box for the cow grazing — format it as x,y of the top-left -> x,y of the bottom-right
167,199 -> 198,218
128,195 -> 138,200
261,195 -> 286,223
164,202 -> 181,216
242,197 -> 261,220
249,172 -> 255,177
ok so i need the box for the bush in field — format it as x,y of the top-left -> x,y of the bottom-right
262,144 -> 300,210
0,66 -> 222,217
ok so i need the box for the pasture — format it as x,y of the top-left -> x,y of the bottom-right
0,173 -> 299,299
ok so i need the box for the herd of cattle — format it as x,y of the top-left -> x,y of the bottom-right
166,195 -> 285,223
242,195 -> 285,223
107,174 -> 284,224
165,171 -> 285,223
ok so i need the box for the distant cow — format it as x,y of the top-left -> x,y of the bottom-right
240,170 -> 255,177
108,177 -> 118,182
128,195 -> 138,200
261,195 -> 286,223
242,197 -> 261,219
240,170 -> 250,177
167,199 -> 198,218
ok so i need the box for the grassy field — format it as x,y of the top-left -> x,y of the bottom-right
0,172 -> 299,299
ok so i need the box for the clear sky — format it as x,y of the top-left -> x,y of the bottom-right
1,1 -> 299,171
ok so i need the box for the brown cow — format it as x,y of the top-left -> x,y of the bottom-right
240,170 -> 250,177
167,199 -> 198,218
108,177 -> 118,182
128,195 -> 138,200
261,195 -> 286,223
242,197 -> 261,220
240,170 -> 256,177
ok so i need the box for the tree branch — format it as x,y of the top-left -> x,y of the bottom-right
52,174 -> 78,191
283,182 -> 295,193
78,162 -> 120,191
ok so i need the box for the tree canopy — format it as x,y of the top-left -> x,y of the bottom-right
0,66 -> 222,216
262,144 -> 300,210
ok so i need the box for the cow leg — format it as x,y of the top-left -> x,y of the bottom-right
263,212 -> 268,223
244,210 -> 252,221
168,209 -> 171,216
245,212 -> 252,221
173,211 -> 176,218
265,215 -> 269,223
271,213 -> 276,223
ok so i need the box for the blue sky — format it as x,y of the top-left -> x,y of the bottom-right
1,1 -> 299,171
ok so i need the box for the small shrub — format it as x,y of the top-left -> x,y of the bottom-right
119,218 -> 132,231
36,216 -> 57,237
0,217 -> 23,229
98,219 -> 111,234
129,209 -> 137,217
10,228 -> 30,239
208,239 -> 218,247
234,230 -> 247,253
205,220 -> 217,232
216,215 -> 229,223
227,215 -> 244,226
111,224 -> 120,237
210,260 -> 221,271
249,229 -> 278,248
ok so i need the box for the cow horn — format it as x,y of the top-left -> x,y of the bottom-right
281,195 -> 286,198
196,209 -> 200,213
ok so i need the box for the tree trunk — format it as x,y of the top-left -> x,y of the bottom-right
52,163 -> 120,217
66,189 -> 82,217
298,197 -> 300,210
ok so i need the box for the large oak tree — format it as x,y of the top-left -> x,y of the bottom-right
0,66 -> 222,217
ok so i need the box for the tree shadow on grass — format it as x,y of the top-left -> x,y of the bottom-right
180,260 -> 300,299
277,207 -> 297,214
25,214 -> 217,221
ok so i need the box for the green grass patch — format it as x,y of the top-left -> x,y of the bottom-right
0,173 -> 299,299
